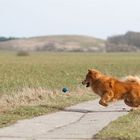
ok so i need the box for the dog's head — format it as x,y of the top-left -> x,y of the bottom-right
82,69 -> 102,87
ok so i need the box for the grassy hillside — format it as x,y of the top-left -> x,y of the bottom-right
0,35 -> 105,52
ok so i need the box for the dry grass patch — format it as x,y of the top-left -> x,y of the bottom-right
0,87 -> 93,112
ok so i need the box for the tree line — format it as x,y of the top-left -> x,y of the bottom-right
107,31 -> 140,48
0,37 -> 17,42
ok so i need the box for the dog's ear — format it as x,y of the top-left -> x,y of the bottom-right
88,69 -> 92,74
94,72 -> 101,79
91,70 -> 102,79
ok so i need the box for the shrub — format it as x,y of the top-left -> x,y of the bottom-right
17,51 -> 29,56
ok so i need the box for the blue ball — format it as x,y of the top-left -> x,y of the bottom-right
62,87 -> 68,93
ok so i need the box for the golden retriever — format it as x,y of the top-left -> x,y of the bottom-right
82,69 -> 140,108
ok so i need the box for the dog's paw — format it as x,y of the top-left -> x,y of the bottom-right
99,100 -> 108,107
130,107 -> 139,112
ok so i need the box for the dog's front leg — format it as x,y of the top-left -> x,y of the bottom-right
99,91 -> 114,107
99,99 -> 108,107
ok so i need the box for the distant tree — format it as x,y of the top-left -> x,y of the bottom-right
107,31 -> 140,48
0,36 -> 17,42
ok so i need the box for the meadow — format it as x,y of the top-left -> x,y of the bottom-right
0,52 -> 140,139
0,52 -> 140,93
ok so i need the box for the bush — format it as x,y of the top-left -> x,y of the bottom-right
17,51 -> 29,56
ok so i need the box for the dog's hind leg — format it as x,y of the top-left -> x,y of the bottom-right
124,97 -> 139,108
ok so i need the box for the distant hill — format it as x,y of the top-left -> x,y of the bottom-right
0,35 -> 105,52
1,32 -> 140,52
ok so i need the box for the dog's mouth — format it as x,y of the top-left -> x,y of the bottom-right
86,82 -> 90,87
82,80 -> 90,87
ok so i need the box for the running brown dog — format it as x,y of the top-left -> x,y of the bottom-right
82,69 -> 140,108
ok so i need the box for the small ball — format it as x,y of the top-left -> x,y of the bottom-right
62,87 -> 68,93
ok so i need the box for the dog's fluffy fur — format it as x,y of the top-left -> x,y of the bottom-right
82,69 -> 140,107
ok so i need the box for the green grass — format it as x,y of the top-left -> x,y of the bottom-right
95,110 -> 140,140
0,52 -> 140,130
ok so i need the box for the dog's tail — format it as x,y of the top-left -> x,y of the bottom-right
122,75 -> 140,85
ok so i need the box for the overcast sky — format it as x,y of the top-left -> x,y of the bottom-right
0,0 -> 140,39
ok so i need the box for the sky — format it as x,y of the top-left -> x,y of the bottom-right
0,0 -> 140,39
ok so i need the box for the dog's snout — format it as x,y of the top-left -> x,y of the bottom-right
82,80 -> 86,85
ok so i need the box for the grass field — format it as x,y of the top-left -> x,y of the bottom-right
0,52 -> 140,135
0,52 -> 140,93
